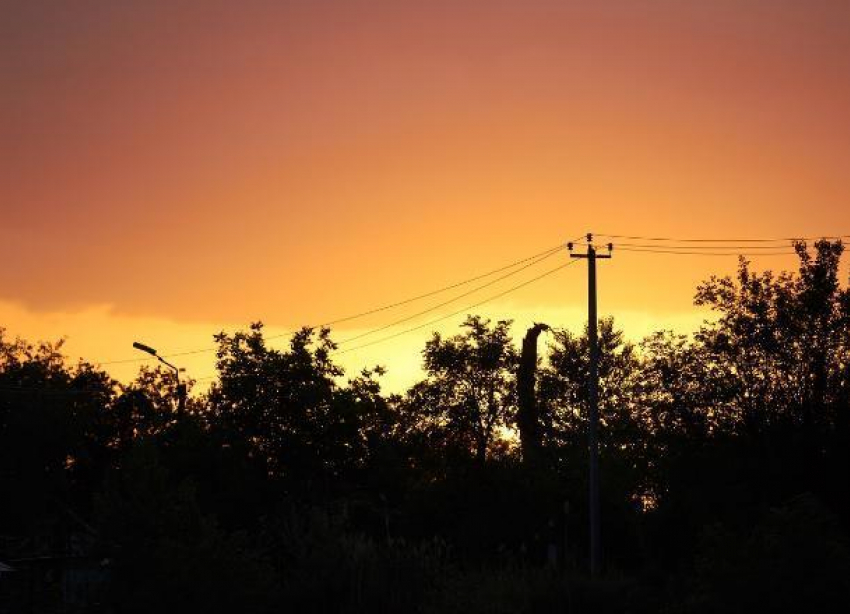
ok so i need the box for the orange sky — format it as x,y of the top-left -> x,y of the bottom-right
2,0 -> 849,391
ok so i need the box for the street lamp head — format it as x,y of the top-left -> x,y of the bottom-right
131,341 -> 185,415
132,341 -> 158,356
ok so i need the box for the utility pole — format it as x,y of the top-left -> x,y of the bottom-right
569,233 -> 612,577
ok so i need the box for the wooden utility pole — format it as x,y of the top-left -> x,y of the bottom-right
569,233 -> 612,576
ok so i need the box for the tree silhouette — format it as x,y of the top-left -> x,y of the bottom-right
2,242 -> 850,613
404,315 -> 517,464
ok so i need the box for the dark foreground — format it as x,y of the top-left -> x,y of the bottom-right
2,242 -> 850,612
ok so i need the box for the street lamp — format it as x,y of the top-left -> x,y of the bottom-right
132,341 -> 186,415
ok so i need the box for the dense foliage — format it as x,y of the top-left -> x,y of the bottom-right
2,241 -> 849,612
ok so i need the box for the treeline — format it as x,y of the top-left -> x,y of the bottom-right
2,241 -> 850,613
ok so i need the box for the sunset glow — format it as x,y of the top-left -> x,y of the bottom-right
3,0 -> 849,390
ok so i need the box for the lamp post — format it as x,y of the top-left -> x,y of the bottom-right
132,342 -> 186,415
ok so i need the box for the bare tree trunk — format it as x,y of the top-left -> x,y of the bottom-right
517,323 -> 548,466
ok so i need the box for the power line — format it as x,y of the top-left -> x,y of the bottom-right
98,346 -> 218,365
307,243 -> 567,329
0,385 -> 107,397
336,247 -> 563,345
336,259 -> 579,355
85,231 -> 840,370
192,258 -> 580,382
570,236 -> 802,256
609,241 -> 802,251
596,233 -> 850,244
98,241 -> 569,366
613,247 -> 797,257
102,343 -> 233,364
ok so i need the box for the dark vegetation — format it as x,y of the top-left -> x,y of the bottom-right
2,241 -> 849,612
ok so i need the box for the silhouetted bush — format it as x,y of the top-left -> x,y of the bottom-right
423,567 -> 652,614
672,494 -> 850,614
272,508 -> 449,613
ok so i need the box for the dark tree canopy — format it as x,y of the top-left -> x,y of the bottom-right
403,315 -> 518,465
2,242 -> 850,613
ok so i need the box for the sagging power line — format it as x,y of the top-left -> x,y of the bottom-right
336,247 -> 564,346
336,258 -> 580,356
98,241 -> 572,366
85,231 -> 848,374
193,256 -> 581,381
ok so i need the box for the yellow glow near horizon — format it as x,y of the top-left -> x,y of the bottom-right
2,1 -> 849,391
